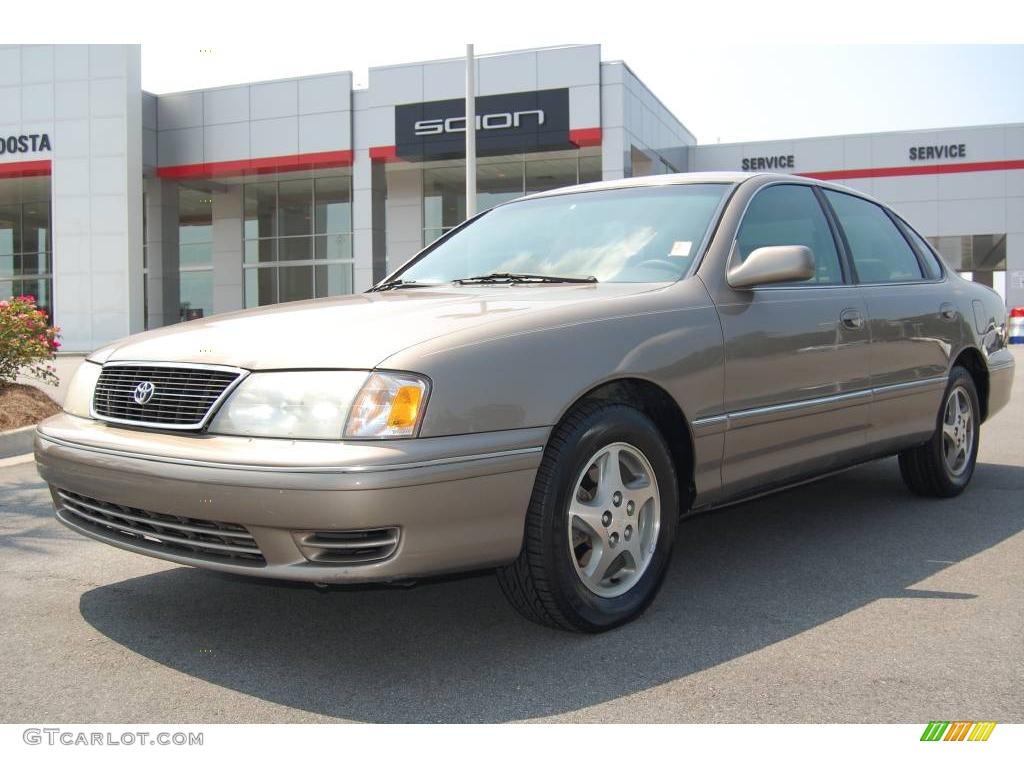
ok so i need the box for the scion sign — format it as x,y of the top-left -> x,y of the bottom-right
395,88 -> 571,161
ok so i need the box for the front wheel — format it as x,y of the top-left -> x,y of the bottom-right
898,366 -> 980,498
497,402 -> 679,632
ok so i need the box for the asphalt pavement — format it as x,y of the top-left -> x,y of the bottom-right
1,350 -> 1021,723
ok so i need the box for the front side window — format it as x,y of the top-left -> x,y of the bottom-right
824,190 -> 923,283
735,184 -> 843,285
399,183 -> 730,285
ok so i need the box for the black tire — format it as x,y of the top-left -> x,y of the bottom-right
496,401 -> 679,632
898,365 -> 981,498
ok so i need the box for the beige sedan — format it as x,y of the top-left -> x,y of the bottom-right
36,172 -> 1014,631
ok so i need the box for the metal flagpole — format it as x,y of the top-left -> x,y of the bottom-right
465,43 -> 477,220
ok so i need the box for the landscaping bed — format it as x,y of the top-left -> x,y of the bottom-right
0,383 -> 61,431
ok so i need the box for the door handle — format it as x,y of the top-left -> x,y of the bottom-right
940,302 -> 958,320
840,308 -> 864,330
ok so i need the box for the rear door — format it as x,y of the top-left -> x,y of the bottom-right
705,182 -> 872,498
820,189 -> 955,452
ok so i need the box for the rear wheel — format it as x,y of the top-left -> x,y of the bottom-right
497,402 -> 679,632
898,366 -> 980,498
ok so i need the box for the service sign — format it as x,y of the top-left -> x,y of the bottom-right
395,88 -> 571,162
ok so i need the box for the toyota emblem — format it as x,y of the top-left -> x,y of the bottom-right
132,381 -> 156,405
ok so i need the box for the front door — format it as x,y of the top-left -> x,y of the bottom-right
705,182 -> 872,498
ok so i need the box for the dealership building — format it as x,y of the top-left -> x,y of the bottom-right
1,43 -> 1021,352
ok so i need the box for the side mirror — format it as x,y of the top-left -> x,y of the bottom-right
727,245 -> 815,289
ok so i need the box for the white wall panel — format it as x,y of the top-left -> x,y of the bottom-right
298,73 -> 350,114
250,116 -> 298,157
157,91 -> 203,130
89,78 -> 127,118
204,121 -> 249,162
251,79 -> 297,120
54,81 -> 89,120
537,45 -> 599,89
421,59 -> 464,101
0,48 -> 20,85
21,83 -> 53,122
20,45 -> 53,83
478,51 -> 537,95
203,86 -> 250,125
298,111 -> 348,153
53,45 -> 87,82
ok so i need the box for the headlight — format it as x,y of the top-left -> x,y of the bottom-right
344,372 -> 429,439
63,361 -> 102,418
208,370 -> 429,440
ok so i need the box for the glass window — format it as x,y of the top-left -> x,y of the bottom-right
0,205 -> 17,257
901,223 -> 944,279
824,190 -> 923,283
180,270 -> 213,321
243,175 -> 354,308
278,179 -> 312,237
314,176 -> 351,235
245,267 -> 277,307
278,265 -> 314,303
315,262 -> 354,297
244,183 -> 277,240
736,184 -> 843,285
424,165 -> 467,236
0,179 -> 54,321
579,155 -> 602,184
279,236 -> 312,262
399,184 -> 730,285
315,233 -> 352,261
525,157 -> 579,196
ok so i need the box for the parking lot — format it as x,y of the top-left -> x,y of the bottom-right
1,350 -> 1021,723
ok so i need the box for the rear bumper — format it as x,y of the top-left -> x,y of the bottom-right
35,413 -> 546,583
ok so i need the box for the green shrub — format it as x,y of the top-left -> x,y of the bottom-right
0,294 -> 61,387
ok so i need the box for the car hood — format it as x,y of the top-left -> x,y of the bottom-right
95,283 -> 666,370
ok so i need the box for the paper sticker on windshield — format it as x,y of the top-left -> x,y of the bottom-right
670,241 -> 692,258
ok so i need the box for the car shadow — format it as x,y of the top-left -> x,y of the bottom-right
78,458 -> 1024,722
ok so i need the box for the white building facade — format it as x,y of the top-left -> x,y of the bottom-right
0,44 -> 1020,352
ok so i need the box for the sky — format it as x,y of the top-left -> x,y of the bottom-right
21,1 -> 1024,145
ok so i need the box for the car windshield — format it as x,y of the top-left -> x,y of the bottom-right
394,183 -> 731,285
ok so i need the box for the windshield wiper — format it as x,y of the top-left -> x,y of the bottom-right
368,279 -> 440,292
453,272 -> 598,285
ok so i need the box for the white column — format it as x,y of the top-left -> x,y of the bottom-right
50,44 -> 144,351
211,186 -> 243,314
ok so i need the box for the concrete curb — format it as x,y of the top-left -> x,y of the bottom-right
0,425 -> 36,460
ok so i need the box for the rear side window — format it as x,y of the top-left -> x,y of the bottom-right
902,224 -> 944,279
823,190 -> 923,283
735,184 -> 844,285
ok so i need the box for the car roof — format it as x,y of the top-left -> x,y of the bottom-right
520,171 -> 782,201
517,171 -> 901,215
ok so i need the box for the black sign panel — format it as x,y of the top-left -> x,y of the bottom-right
395,88 -> 571,162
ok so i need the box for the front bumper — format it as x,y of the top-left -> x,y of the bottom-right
35,413 -> 546,583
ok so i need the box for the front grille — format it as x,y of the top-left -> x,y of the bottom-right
56,489 -> 265,566
294,528 -> 400,565
92,363 -> 243,429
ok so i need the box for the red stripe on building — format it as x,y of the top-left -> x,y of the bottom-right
0,159 -> 52,178
369,145 -> 400,163
569,128 -> 602,147
800,158 -> 1024,181
157,150 -> 353,180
